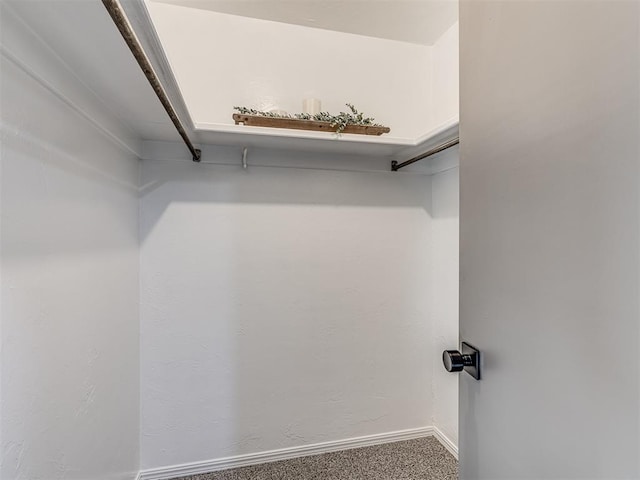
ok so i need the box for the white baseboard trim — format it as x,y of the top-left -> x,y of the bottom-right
139,426 -> 436,480
433,426 -> 458,460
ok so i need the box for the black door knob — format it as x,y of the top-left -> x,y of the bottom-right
442,342 -> 481,380
443,350 -> 472,372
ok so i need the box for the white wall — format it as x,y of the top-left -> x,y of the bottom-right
146,2 -> 435,139
139,150 -> 438,470
1,6 -> 140,480
430,161 -> 459,449
430,24 -> 459,447
432,22 -> 459,127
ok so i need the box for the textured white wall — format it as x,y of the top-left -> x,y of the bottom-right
433,22 -> 459,126
430,162 -> 459,448
1,7 -> 140,480
146,2 -> 435,139
430,24 -> 459,447
139,154 -> 437,470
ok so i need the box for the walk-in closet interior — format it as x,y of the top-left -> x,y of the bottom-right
1,1 -> 460,478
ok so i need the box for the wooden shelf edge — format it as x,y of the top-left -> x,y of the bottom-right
232,114 -> 391,136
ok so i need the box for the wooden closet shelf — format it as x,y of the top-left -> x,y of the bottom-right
232,114 -> 391,136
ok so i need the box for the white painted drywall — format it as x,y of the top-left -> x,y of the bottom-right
139,150 -> 438,469
151,0 -> 458,46
430,162 -> 459,449
1,6 -> 140,480
4,0 -> 178,143
459,1 -> 640,478
145,2 -> 435,139
432,22 -> 459,127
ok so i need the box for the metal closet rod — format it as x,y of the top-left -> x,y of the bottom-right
101,0 -> 201,162
391,137 -> 459,172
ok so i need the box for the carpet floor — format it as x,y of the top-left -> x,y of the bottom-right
172,436 -> 458,480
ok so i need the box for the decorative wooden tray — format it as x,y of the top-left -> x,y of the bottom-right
232,114 -> 390,136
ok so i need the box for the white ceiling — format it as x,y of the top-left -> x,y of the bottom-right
150,0 -> 458,46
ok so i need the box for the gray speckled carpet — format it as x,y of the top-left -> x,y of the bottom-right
172,437 -> 457,480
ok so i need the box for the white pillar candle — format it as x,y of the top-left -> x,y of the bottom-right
302,98 -> 321,115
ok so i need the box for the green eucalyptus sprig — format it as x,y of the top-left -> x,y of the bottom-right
234,104 -> 383,135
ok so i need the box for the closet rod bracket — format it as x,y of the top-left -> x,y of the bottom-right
242,147 -> 248,169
